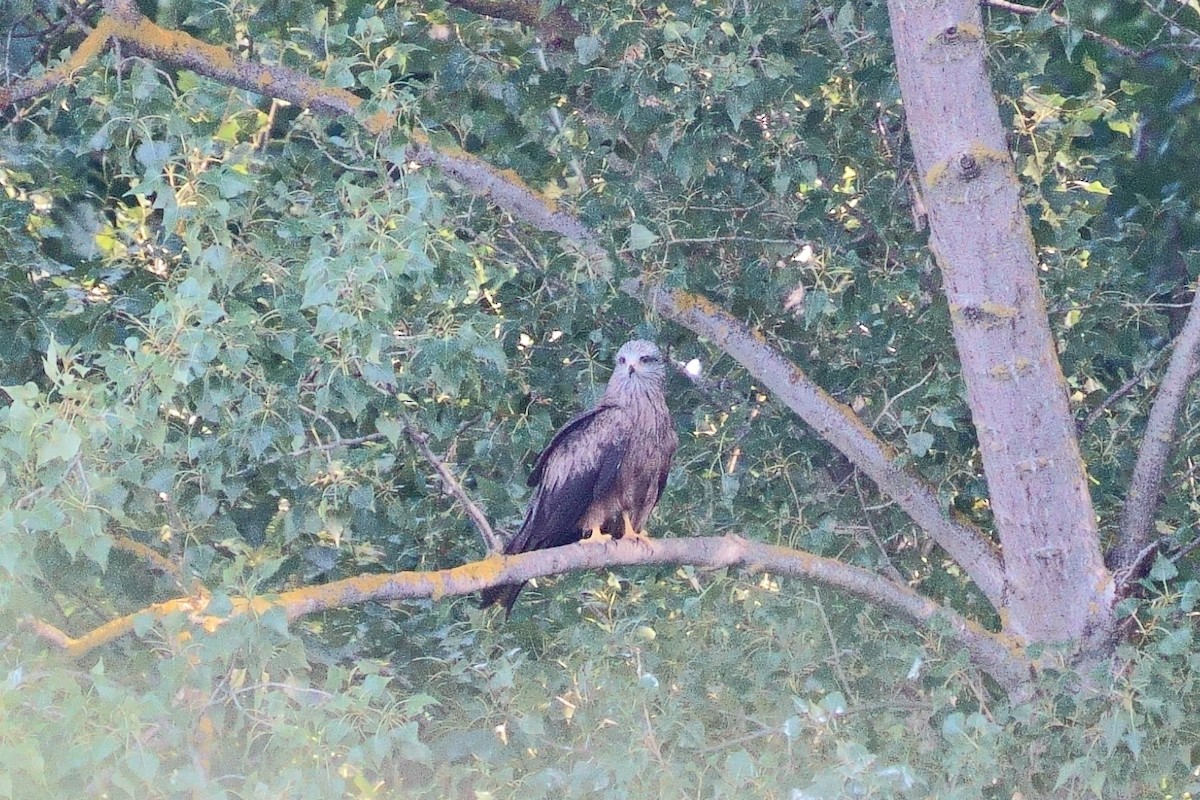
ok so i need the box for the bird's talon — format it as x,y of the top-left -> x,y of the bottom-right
582,526 -> 613,545
625,528 -> 654,547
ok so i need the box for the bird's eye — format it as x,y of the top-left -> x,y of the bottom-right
618,356 -> 626,365
640,354 -> 659,364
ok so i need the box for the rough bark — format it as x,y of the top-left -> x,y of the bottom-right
887,0 -> 1114,650
1113,283 -> 1200,576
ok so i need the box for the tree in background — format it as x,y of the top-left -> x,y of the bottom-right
2,0 -> 1200,796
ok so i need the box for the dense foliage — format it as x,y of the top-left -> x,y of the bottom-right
3,0 -> 1200,796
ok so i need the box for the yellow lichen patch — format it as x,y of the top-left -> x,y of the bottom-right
669,288 -> 724,321
941,22 -> 982,43
927,143 -> 1011,189
70,19 -> 118,71
925,161 -> 948,188
952,301 -> 1018,329
362,109 -> 396,136
979,301 -> 1016,319
450,553 -> 507,585
246,595 -> 277,617
428,570 -> 446,601
926,22 -> 984,57
988,364 -> 1013,381
497,166 -> 559,213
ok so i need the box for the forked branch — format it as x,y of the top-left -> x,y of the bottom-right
5,0 -> 1007,625
632,279 -> 1006,606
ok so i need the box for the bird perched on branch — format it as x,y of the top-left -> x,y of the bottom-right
480,339 -> 678,616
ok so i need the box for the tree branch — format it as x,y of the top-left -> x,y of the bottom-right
405,136 -> 610,264
4,0 -> 1010,637
110,534 -> 182,582
403,421 -> 504,553
27,535 -> 1031,690
1,0 -> 383,130
982,0 -> 1140,58
443,0 -> 584,46
1113,283 -> 1200,575
888,0 -> 1111,650
630,279 -> 1006,607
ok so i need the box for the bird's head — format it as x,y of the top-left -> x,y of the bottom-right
610,339 -> 667,390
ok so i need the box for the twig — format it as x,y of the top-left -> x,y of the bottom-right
1169,531 -> 1200,565
661,236 -> 802,247
1113,283 -> 1200,572
872,367 -> 935,431
982,0 -> 1141,58
1114,529 -> 1200,596
806,587 -> 856,702
234,432 -> 387,477
403,421 -> 503,553
1079,341 -> 1175,432
1112,538 -> 1164,596
852,472 -> 908,585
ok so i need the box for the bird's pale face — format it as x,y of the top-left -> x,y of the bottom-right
613,340 -> 667,385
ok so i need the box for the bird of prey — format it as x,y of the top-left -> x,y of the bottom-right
480,339 -> 678,616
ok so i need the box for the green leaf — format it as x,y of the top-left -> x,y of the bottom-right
36,420 -> 81,466
1148,553 -> 1178,582
125,748 -> 160,782
906,431 -> 935,458
929,407 -> 957,430
575,35 -> 603,65
1157,626 -> 1191,656
724,749 -> 756,783
627,223 -> 659,251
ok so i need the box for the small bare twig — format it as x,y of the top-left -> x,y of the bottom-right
403,421 -> 503,553
1079,341 -> 1175,432
852,472 -> 908,585
982,0 -> 1140,58
233,427 -> 386,478
806,587 -> 856,702
1169,531 -> 1200,565
872,367 -> 935,431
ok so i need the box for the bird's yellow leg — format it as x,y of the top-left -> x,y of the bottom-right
621,512 -> 653,545
582,525 -> 613,544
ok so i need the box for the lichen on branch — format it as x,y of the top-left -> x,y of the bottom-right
26,534 -> 1031,690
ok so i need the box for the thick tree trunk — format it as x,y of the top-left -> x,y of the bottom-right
887,0 -> 1115,652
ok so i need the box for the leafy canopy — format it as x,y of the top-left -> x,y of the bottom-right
2,0 -> 1200,796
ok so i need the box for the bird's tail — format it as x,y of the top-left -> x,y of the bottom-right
479,581 -> 526,617
478,520 -> 535,616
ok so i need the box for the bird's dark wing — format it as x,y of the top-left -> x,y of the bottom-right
480,404 -> 628,615
512,403 -> 626,552
527,404 -> 607,487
